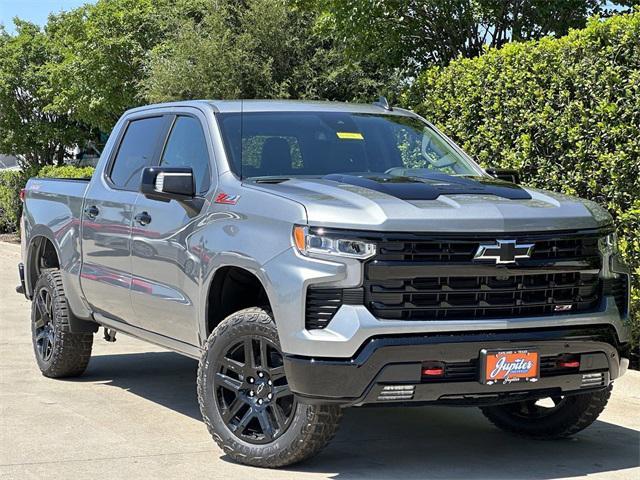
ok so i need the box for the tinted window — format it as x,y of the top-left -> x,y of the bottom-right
218,112 -> 481,179
110,117 -> 165,190
160,116 -> 211,193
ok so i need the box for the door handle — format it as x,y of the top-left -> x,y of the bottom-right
134,211 -> 152,226
84,205 -> 99,219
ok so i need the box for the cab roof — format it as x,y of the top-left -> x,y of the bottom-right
127,99 -> 418,117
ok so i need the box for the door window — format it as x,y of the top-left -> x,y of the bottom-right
109,116 -> 166,190
160,116 -> 211,194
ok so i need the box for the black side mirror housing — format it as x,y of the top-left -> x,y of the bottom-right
141,167 -> 195,200
486,167 -> 521,185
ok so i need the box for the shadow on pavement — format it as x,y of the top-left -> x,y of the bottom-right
77,351 -> 639,479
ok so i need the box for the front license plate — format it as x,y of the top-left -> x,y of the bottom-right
481,349 -> 539,385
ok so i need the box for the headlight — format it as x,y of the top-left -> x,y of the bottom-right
293,226 -> 376,260
599,232 -> 618,256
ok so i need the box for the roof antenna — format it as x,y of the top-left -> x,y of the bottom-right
373,96 -> 392,111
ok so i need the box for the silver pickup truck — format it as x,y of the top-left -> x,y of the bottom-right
18,100 -> 631,468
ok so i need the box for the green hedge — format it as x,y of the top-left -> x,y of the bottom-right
405,12 -> 639,351
0,165 -> 94,233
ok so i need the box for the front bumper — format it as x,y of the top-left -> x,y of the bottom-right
284,326 -> 628,407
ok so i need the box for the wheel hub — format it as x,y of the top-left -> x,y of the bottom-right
248,372 -> 273,404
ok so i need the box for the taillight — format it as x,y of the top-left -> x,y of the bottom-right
19,188 -> 26,202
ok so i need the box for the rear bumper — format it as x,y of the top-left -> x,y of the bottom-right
284,326 -> 628,406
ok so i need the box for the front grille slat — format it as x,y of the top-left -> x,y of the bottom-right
365,234 -> 603,321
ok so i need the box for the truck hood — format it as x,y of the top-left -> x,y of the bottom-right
246,175 -> 612,233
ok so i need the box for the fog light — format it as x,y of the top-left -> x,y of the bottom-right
559,360 -> 580,368
422,361 -> 445,377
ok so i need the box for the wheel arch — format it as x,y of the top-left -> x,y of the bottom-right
202,262 -> 275,343
25,233 -> 61,298
26,231 -> 97,333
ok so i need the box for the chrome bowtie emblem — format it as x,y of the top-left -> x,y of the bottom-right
474,240 -> 534,264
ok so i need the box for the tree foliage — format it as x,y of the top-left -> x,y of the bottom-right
305,0 -> 634,75
45,0 -> 165,132
0,21 -> 90,167
141,0 -> 394,103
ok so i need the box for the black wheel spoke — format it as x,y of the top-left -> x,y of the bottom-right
35,293 -> 49,323
244,339 -> 256,369
259,340 -> 269,369
45,293 -> 53,317
215,372 -> 242,392
235,408 -> 254,432
257,409 -> 275,441
222,396 -> 246,423
220,357 -> 244,376
272,384 -> 291,399
269,403 -> 286,430
36,330 -> 48,343
269,365 -> 285,380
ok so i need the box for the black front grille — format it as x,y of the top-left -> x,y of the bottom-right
365,233 -> 603,321
376,236 -> 600,263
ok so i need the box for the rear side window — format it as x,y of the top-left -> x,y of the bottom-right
110,116 -> 165,190
160,116 -> 211,194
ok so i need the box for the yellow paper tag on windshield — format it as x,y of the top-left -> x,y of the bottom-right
336,132 -> 364,140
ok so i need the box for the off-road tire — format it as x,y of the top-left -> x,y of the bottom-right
197,307 -> 342,468
31,269 -> 93,377
481,387 -> 611,439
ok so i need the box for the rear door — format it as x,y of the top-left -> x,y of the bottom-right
129,110 -> 215,345
80,114 -> 171,322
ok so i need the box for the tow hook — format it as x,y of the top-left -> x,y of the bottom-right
103,328 -> 117,342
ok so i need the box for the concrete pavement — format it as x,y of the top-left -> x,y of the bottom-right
1,241 -> 638,479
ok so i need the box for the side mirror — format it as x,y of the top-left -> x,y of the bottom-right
486,167 -> 521,185
141,167 -> 195,200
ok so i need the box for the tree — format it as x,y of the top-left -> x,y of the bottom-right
0,21 -> 89,167
304,0 -> 635,76
45,0 -> 165,133
141,0 -> 396,103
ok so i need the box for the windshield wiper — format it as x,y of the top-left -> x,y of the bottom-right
250,176 -> 291,184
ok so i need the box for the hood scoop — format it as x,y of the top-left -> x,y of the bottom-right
322,173 -> 532,201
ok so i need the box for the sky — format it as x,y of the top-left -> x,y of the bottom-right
0,0 -> 95,34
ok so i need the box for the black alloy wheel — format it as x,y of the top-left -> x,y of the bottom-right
34,286 -> 56,362
30,268 -> 93,378
214,335 -> 297,444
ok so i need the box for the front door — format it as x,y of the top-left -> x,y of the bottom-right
80,114 -> 170,323
130,112 -> 215,345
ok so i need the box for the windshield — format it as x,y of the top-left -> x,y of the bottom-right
217,111 -> 483,179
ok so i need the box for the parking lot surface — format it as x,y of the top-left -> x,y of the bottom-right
1,241 -> 638,479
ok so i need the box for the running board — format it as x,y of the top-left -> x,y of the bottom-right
93,313 -> 202,360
